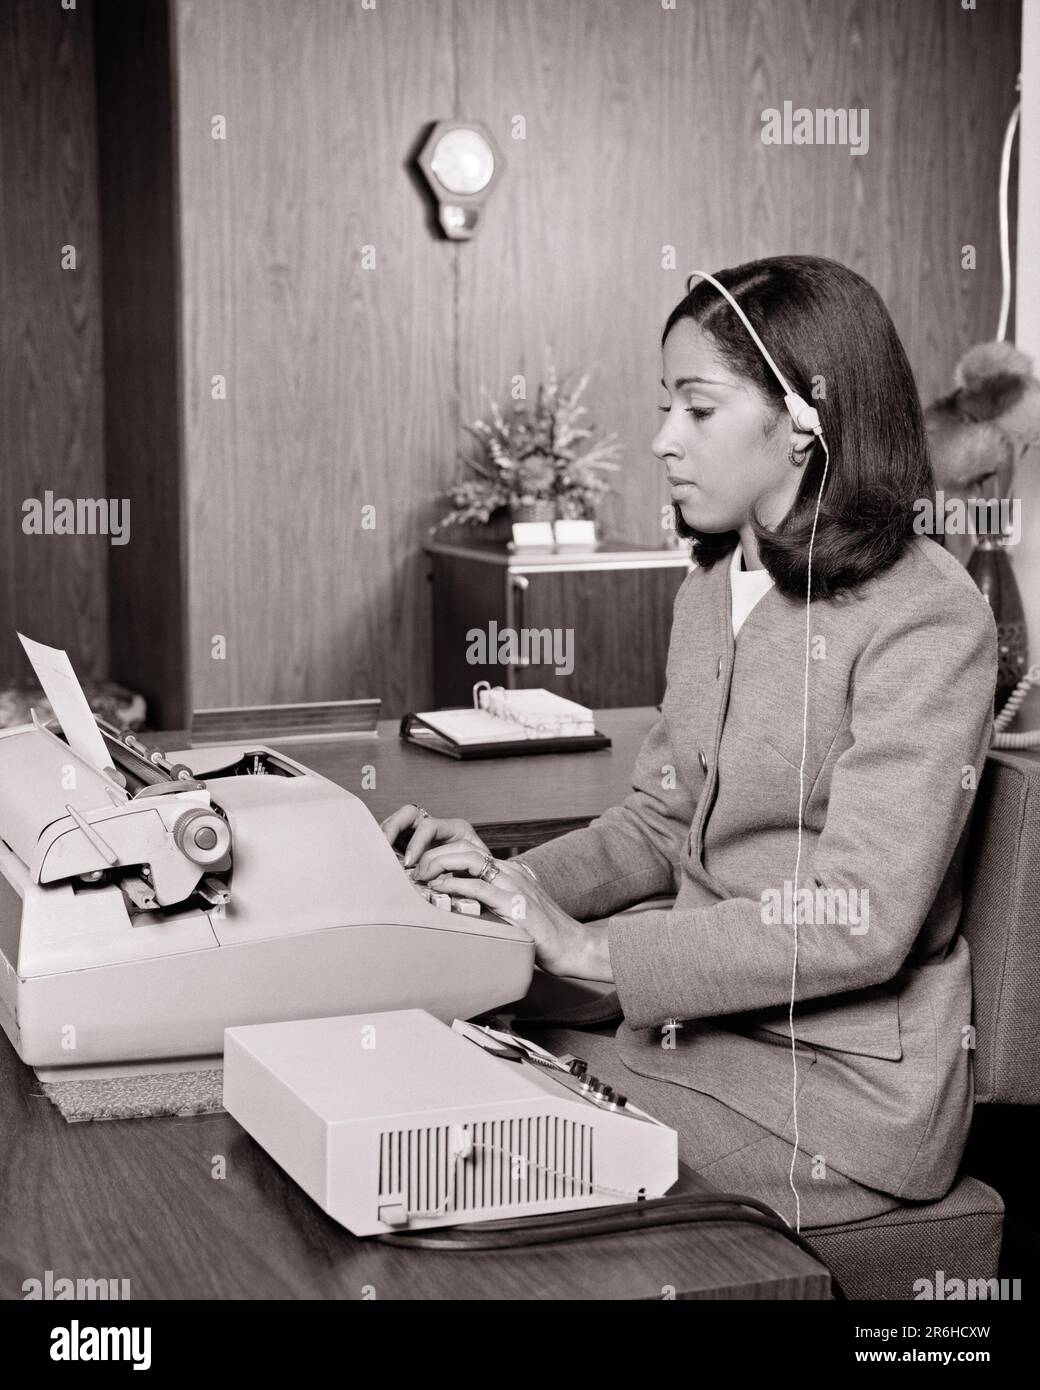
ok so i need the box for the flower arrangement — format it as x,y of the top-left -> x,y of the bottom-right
435,352 -> 622,529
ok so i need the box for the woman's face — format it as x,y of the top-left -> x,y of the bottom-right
653,317 -> 801,535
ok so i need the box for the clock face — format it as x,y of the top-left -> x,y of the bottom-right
430,128 -> 496,196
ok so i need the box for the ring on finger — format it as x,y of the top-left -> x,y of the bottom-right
478,853 -> 500,884
414,805 -> 430,820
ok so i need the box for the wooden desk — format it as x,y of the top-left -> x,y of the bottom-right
1,706 -> 830,1300
0,1040 -> 829,1299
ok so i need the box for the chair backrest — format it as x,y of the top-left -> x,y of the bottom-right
960,748 -> 1040,1105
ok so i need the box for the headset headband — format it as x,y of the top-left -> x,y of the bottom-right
686,270 -> 823,437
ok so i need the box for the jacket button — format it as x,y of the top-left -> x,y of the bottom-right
698,750 -> 708,773
716,657 -> 722,679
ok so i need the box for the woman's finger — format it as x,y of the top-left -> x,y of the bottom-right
439,819 -> 490,853
415,847 -> 532,893
401,816 -> 488,867
409,842 -> 465,879
379,804 -> 420,843
427,854 -> 531,902
412,840 -> 503,880
402,818 -> 445,867
427,872 -> 531,927
411,845 -> 490,882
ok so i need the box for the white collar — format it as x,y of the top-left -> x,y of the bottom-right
730,541 -> 773,585
729,540 -> 774,638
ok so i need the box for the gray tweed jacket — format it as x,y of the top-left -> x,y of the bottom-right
523,536 -> 997,1199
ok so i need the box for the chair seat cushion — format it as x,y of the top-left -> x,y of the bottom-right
808,1174 -> 1004,1300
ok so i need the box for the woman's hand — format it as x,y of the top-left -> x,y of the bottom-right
411,846 -> 614,983
379,803 -> 490,868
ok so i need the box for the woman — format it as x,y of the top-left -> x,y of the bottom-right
382,255 -> 997,1229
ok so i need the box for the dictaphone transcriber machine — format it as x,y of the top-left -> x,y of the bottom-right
223,1011 -> 678,1235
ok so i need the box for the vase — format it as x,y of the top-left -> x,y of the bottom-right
512,500 -> 556,525
967,537 -> 1029,716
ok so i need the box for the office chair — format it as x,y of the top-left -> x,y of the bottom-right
806,746 -> 1039,1299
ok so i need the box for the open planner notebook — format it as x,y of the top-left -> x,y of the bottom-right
399,685 -> 611,759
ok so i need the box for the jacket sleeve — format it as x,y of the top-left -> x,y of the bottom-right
518,713 -> 695,920
606,580 -> 997,1028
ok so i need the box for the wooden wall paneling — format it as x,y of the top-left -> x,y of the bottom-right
95,0 -> 185,728
456,0 -> 1021,552
0,0 -> 106,683
455,0 -> 692,552
172,0 -> 457,718
0,0 -> 1023,719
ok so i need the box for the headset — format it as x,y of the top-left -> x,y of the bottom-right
685,270 -> 832,1232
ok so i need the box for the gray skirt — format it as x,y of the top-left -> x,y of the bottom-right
514,1018 -> 903,1231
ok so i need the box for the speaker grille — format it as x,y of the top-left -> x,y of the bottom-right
378,1115 -> 594,1216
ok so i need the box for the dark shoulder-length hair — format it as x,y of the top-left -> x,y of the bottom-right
662,254 -> 935,601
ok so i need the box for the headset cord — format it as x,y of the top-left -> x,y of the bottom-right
788,430 -> 831,1234
374,1190 -> 846,1298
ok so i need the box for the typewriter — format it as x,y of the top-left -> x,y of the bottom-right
0,715 -> 534,1069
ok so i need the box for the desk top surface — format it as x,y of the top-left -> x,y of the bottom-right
0,1041 -> 829,1300
157,706 -> 661,849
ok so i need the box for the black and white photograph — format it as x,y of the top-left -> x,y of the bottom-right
1,0 -> 1038,1357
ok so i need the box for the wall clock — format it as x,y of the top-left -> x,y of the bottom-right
417,120 -> 504,240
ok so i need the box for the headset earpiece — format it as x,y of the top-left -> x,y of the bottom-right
783,393 -> 823,437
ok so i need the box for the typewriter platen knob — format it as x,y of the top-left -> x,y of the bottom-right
173,808 -> 231,866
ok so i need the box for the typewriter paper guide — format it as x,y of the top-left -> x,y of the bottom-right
0,723 -> 534,1069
